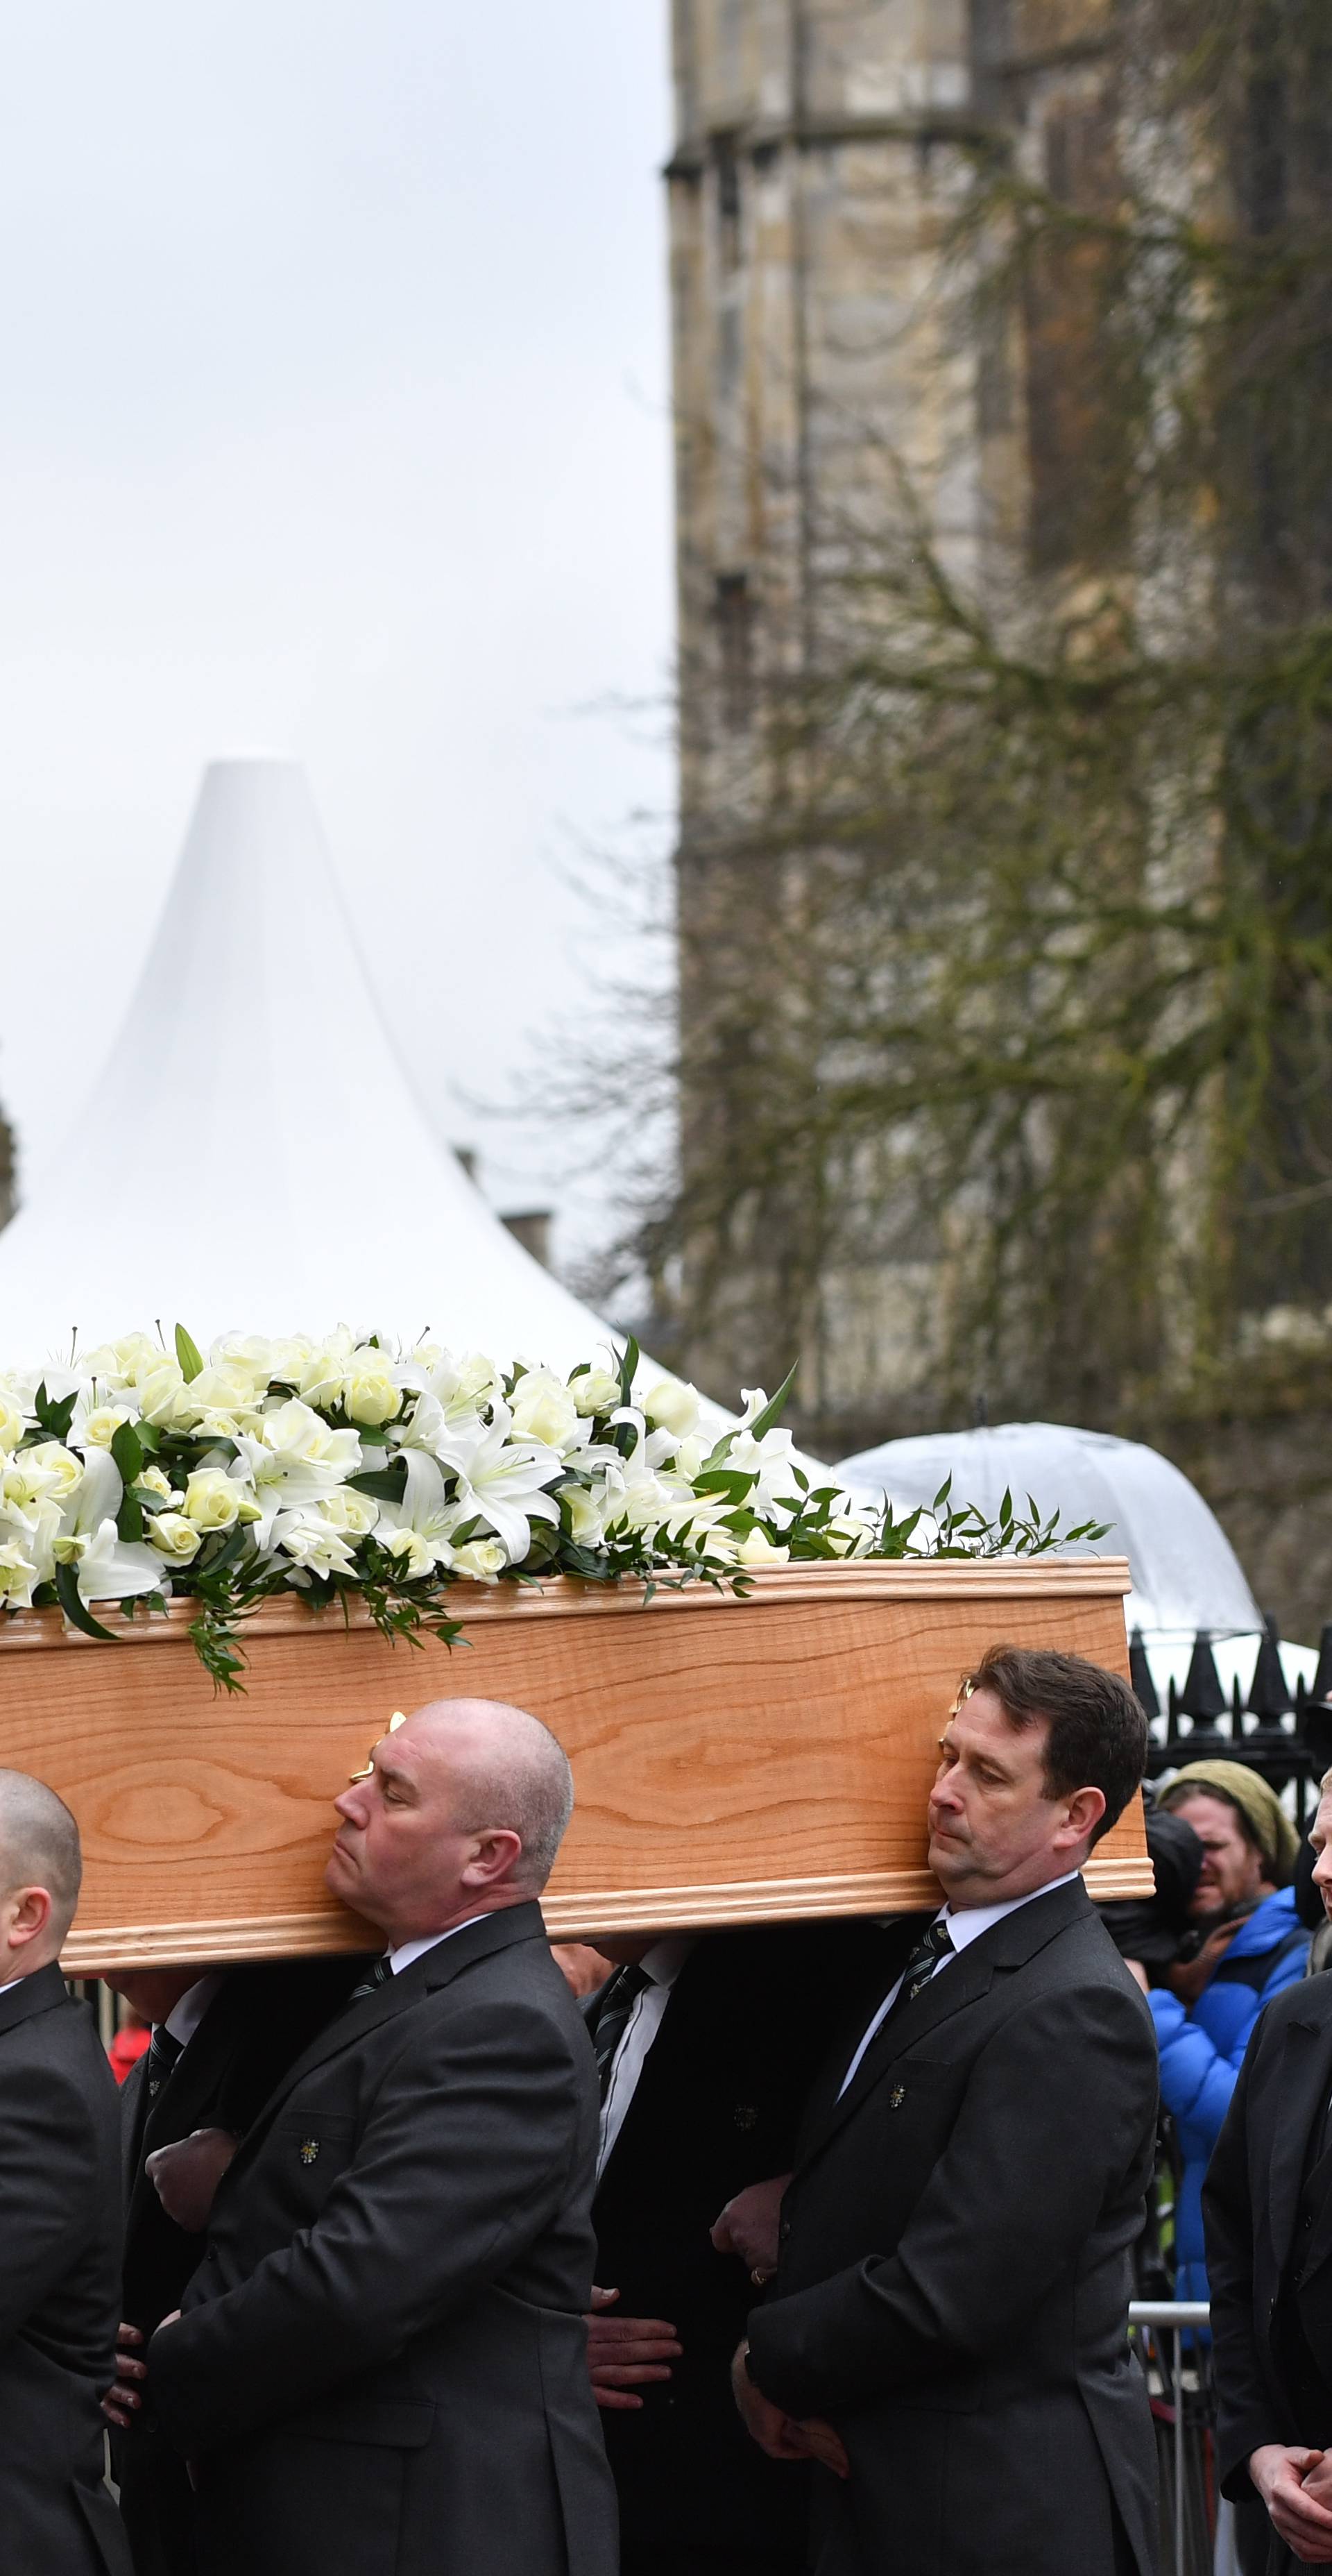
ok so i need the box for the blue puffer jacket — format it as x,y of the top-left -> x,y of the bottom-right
1150,1883 -> 1309,2301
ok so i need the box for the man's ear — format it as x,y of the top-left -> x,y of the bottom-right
1062,1786 -> 1108,1852
461,1829 -> 524,1891
4,1883 -> 53,1953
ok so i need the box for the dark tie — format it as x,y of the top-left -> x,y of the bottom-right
146,2023 -> 184,2101
592,1963 -> 651,2101
896,1916 -> 956,2012
346,1954 -> 394,2005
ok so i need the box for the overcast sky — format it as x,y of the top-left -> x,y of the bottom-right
0,3 -> 674,1265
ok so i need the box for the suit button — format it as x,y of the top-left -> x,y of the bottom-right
1303,2212 -> 1314,2232
778,2219 -> 792,2242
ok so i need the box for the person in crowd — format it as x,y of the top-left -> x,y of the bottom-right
583,1916 -> 883,2576
0,1768 -> 131,2575
103,1952 -> 370,2576
1204,1766 -> 1332,2572
1147,1759 -> 1306,2303
139,1697 -> 618,2576
731,1645 -> 1159,2576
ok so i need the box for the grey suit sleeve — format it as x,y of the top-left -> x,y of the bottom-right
747,1981 -> 1156,2419
149,1997 -> 586,2453
1202,2032 -> 1276,2499
0,2062 -> 100,2347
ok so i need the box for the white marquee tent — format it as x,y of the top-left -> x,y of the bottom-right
0,759 -> 634,1375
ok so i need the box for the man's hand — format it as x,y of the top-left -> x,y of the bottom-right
146,2128 -> 239,2232
1250,2444 -> 1332,2561
712,2174 -> 792,2281
731,2344 -> 850,2477
584,2285 -> 681,2412
102,2322 -> 147,2430
1168,1920 -> 1243,2006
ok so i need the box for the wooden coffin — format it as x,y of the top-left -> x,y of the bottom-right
0,1557 -> 1153,1973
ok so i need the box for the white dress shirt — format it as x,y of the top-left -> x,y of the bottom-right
838,1872 -> 1082,2099
597,1935 -> 698,2180
388,1919 -> 488,1976
161,1972 -> 224,2051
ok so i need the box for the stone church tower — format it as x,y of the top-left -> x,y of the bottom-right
664,1 -> 1117,1439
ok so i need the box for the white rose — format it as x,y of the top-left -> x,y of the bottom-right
450,1537 -> 508,1583
341,1362 -> 401,1428
135,1464 -> 180,1505
643,1378 -> 700,1439
736,1527 -> 791,1567
382,1527 -> 435,1582
674,1434 -> 706,1482
509,1372 -> 580,1452
321,1487 -> 379,1537
80,1405 -> 135,1451
19,1441 -> 83,1502
182,1470 -> 242,1532
148,1512 -> 203,1565
572,1368 -> 621,1418
0,1536 -> 39,1607
825,1513 -> 873,1559
0,1394 -> 24,1452
135,1363 -> 196,1430
563,1486 -> 609,1545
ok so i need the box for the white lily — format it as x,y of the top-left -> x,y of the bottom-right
268,1506 -> 360,1584
374,1450 -> 474,1578
434,1402 -> 561,1563
230,1400 -> 362,1548
53,1447 -> 166,1604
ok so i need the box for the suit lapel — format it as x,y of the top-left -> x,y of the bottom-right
1272,2007 -> 1332,2278
228,1902 -> 547,2162
799,1878 -> 1091,2169
0,1960 -> 67,2039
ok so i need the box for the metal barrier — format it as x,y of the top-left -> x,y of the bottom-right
1129,2302 -> 1220,2576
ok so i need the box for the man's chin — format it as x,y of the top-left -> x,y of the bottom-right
325,1848 -> 357,1898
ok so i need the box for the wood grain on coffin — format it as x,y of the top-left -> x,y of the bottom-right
0,1559 -> 1154,1967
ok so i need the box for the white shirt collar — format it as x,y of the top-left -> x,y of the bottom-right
0,1976 -> 24,1997
388,1917 -> 489,1976
638,1935 -> 696,1990
940,1870 -> 1082,1952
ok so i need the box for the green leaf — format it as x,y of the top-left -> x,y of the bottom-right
54,1561 -> 120,1643
931,1474 -> 954,1512
116,1490 -> 144,1543
34,1380 -> 77,1442
111,1419 -> 145,1484
348,1464 -> 408,1500
999,1486 -> 1013,1527
615,1334 -> 641,1408
136,1419 -> 162,1454
174,1323 -> 205,1382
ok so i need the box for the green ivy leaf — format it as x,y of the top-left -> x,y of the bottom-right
34,1380 -> 77,1443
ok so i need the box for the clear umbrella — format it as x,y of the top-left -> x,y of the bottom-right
835,1419 -> 1261,1645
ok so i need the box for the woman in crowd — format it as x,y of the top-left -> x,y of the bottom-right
1148,1759 -> 1307,2303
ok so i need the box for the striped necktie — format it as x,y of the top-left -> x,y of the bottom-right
146,2023 -> 184,2101
347,1954 -> 394,2006
896,1916 -> 955,2010
592,1963 -> 651,2101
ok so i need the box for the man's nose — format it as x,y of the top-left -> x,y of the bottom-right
334,1785 -> 364,1823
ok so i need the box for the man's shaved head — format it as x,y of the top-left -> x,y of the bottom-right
399,1700 -> 574,1889
327,1696 -> 575,1943
0,1770 -> 82,1947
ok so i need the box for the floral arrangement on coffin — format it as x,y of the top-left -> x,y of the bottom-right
0,1326 -> 1108,1690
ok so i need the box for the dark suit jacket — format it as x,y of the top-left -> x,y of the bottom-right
590,1920 -> 882,2561
115,1956 -> 367,2576
746,1879 -> 1160,2576
148,1904 -> 618,2576
0,1963 -> 132,2575
1204,1969 -> 1332,2557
